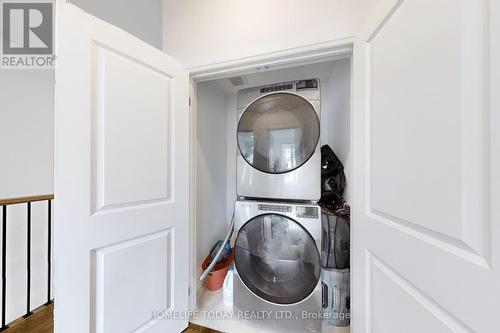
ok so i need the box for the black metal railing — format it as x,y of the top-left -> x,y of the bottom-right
0,194 -> 54,331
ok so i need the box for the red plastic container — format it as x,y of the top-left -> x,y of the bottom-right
201,250 -> 234,291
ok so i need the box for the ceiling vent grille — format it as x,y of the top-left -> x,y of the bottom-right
229,76 -> 246,87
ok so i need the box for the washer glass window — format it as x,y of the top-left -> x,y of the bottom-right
237,93 -> 320,174
234,213 -> 321,304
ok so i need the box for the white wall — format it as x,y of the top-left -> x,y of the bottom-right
0,70 -> 54,198
0,69 -> 54,322
321,58 -> 352,201
69,0 -> 163,49
196,81 -> 229,272
165,0 -> 380,68
225,95 -> 237,222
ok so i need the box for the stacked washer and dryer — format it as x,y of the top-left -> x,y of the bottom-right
233,79 -> 323,332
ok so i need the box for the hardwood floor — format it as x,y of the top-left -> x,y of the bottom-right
183,323 -> 222,333
2,304 -> 220,333
5,303 -> 53,333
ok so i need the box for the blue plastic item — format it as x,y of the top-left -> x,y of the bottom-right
209,240 -> 231,264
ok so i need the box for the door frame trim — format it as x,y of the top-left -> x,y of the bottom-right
188,38 -> 353,82
186,37 -> 355,311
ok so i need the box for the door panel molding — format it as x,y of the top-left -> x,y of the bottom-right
55,2 -> 189,332
353,0 -> 498,331
90,41 -> 173,214
91,229 -> 173,333
366,251 -> 473,333
367,209 -> 489,268
364,0 -> 491,264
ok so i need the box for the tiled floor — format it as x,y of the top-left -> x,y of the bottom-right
192,286 -> 292,333
192,287 -> 350,333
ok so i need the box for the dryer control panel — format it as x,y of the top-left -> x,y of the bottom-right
259,83 -> 293,93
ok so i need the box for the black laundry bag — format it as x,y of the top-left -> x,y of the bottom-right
319,144 -> 350,270
321,209 -> 350,269
319,145 -> 351,327
320,145 -> 346,206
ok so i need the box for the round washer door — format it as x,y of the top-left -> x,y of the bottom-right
234,213 -> 321,304
237,93 -> 320,174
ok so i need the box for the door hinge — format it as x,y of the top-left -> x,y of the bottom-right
189,97 -> 191,106
188,286 -> 191,296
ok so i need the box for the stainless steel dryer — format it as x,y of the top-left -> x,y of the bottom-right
233,200 -> 322,332
237,79 -> 321,201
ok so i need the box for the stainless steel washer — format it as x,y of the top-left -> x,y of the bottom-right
233,200 -> 322,332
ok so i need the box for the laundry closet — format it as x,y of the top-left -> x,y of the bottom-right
50,2 -> 498,332
192,56 -> 352,333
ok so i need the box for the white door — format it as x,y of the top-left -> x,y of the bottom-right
353,0 -> 499,332
54,2 -> 189,333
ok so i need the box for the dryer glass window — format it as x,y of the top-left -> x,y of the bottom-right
234,213 -> 321,304
237,93 -> 320,174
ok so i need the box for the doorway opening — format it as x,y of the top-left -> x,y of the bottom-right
189,41 -> 354,333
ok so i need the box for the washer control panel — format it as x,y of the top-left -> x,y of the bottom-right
258,204 -> 292,213
296,206 -> 319,219
259,83 -> 293,93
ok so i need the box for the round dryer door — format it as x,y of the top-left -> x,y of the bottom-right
234,213 -> 321,304
237,93 -> 320,174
